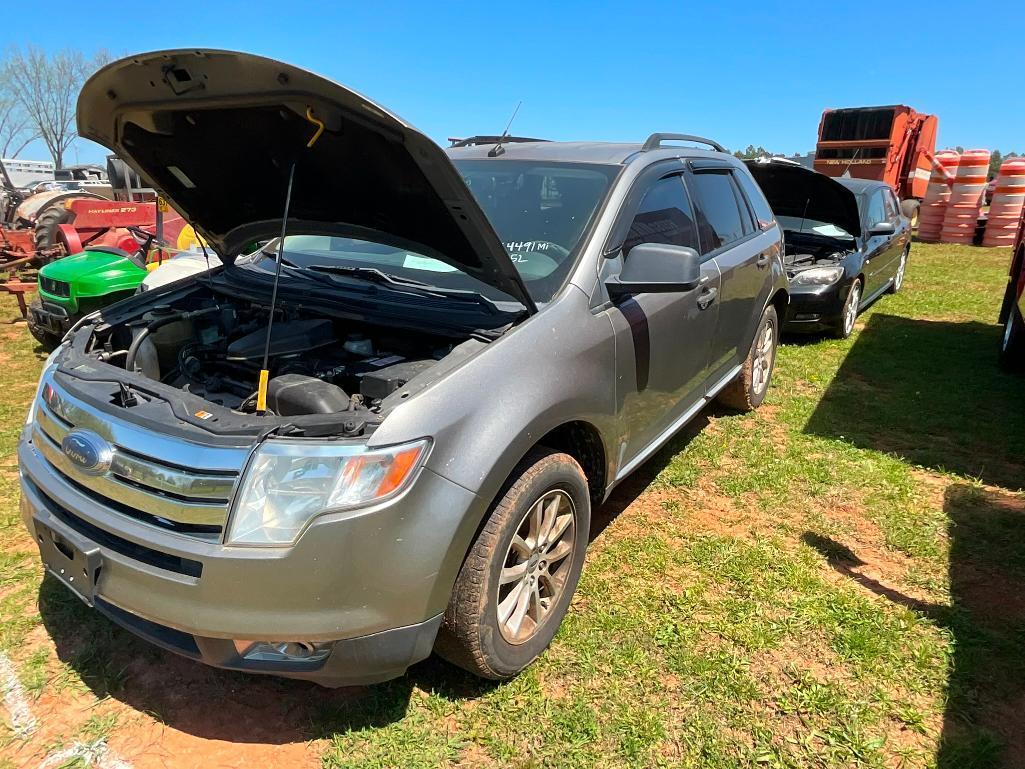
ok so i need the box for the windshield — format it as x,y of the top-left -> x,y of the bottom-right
240,160 -> 617,305
454,160 -> 618,302
776,214 -> 854,240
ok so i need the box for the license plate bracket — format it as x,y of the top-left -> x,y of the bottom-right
33,519 -> 101,606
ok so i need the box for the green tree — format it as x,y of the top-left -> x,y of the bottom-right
733,144 -> 772,159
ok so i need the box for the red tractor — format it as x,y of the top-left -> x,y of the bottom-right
0,155 -> 187,274
813,105 -> 938,228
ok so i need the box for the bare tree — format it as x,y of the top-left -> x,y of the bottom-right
0,96 -> 37,158
2,46 -> 109,168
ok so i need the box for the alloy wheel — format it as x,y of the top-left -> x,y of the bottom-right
497,489 -> 577,644
844,282 -> 861,336
894,250 -> 907,291
751,319 -> 775,395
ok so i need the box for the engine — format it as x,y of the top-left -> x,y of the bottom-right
94,300 -> 445,415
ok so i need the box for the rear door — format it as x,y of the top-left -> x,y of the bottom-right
687,162 -> 776,386
604,171 -> 721,470
863,188 -> 900,295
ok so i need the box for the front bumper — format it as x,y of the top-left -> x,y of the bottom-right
19,431 -> 483,686
28,298 -> 74,338
782,280 -> 848,333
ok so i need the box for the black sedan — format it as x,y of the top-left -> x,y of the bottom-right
745,159 -> 911,338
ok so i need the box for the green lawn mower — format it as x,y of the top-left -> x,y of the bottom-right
27,225 -> 160,350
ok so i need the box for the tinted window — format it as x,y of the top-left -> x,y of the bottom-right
690,171 -> 748,252
622,175 -> 699,254
866,190 -> 887,227
734,169 -> 776,231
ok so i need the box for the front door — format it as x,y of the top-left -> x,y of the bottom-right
604,172 -> 721,474
862,187 -> 901,296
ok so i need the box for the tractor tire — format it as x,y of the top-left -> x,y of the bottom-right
32,206 -> 73,260
900,199 -> 921,230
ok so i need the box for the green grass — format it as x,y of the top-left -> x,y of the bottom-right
0,242 -> 1023,768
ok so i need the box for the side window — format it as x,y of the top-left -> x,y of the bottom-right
622,175 -> 700,254
689,171 -> 749,253
866,190 -> 888,227
734,169 -> 776,231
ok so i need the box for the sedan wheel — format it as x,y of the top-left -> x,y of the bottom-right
836,280 -> 861,339
889,248 -> 908,294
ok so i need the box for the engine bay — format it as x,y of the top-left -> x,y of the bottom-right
782,231 -> 852,276
82,292 -> 464,419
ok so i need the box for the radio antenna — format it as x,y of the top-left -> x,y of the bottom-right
488,101 -> 522,157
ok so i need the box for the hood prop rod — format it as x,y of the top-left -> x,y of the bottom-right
256,162 -> 296,415
255,107 -> 326,415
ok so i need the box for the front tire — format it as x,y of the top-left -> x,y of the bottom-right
833,279 -> 862,339
716,304 -> 778,411
999,302 -> 1025,373
26,297 -> 60,351
435,448 -> 590,680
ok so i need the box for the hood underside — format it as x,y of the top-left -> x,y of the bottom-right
744,159 -> 861,240
76,49 -> 535,311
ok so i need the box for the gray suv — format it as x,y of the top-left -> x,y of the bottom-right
19,50 -> 787,686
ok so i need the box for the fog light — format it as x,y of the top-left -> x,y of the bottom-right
233,639 -> 331,663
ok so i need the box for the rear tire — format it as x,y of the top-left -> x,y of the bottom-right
888,247 -> 909,294
26,297 -> 60,351
435,448 -> 590,680
32,206 -> 73,259
999,302 -> 1025,373
716,304 -> 778,411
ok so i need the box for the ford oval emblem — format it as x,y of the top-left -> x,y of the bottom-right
61,429 -> 114,476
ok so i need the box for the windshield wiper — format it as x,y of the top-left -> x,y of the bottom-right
307,264 -> 451,294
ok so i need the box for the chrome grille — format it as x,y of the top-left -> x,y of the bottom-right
29,377 -> 250,533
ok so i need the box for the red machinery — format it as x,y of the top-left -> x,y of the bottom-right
0,156 -> 186,274
813,105 -> 939,226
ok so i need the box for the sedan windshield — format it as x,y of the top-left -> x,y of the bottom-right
776,215 -> 854,241
243,160 -> 618,305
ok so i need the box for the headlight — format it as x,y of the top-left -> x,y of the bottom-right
791,265 -> 844,286
227,438 -> 430,545
26,345 -> 64,425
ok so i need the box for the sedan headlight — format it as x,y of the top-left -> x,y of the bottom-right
791,265 -> 844,286
227,438 -> 430,545
26,345 -> 65,426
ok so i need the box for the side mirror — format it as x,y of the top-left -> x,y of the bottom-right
869,221 -> 896,236
605,243 -> 701,299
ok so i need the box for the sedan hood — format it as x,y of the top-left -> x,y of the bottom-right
744,159 -> 861,240
76,49 -> 536,312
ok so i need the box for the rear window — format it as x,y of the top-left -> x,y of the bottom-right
734,170 -> 777,231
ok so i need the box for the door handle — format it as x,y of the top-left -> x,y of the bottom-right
697,287 -> 717,310
756,253 -> 770,267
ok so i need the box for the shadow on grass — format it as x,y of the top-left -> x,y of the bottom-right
38,575 -> 496,744
805,485 -> 1025,768
804,313 -> 1025,490
35,403 -> 721,745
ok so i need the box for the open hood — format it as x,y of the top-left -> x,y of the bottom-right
744,159 -> 861,240
76,49 -> 536,312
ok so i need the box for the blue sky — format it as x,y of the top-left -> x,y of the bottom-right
4,0 -> 1023,166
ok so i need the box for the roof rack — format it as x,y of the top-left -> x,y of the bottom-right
642,133 -> 726,153
448,135 -> 550,148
